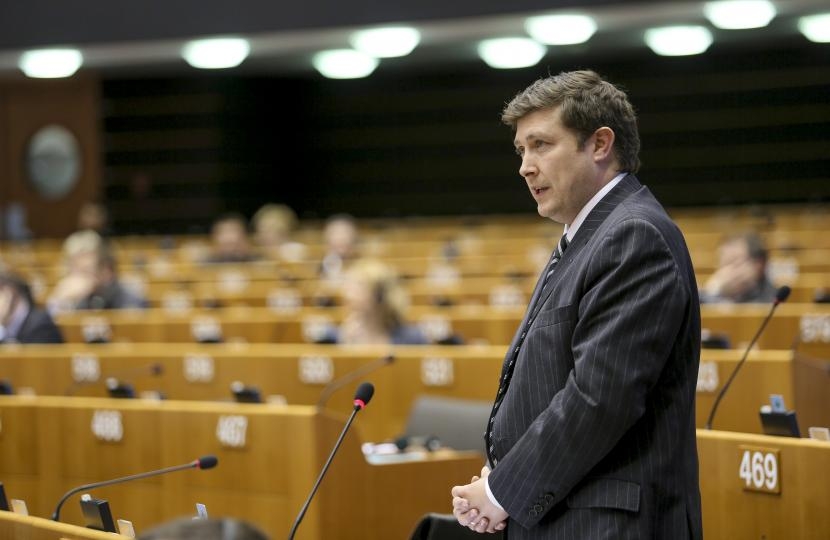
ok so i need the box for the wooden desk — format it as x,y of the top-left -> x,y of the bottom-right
0,343 -> 504,443
0,510 -> 127,540
53,305 -> 526,345
1,345 -> 826,439
51,304 -> 830,353
697,429 -> 830,539
701,303 -> 830,355
0,396 -> 481,540
696,350 -> 830,434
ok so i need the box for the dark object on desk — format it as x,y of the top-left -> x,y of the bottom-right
433,334 -> 465,345
80,495 -> 117,533
106,378 -> 135,399
231,382 -> 262,403
701,330 -> 730,349
0,482 -> 10,511
760,409 -> 801,438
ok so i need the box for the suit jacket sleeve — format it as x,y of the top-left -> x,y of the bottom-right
487,217 -> 691,528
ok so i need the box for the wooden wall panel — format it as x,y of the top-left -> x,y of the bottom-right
0,75 -> 102,239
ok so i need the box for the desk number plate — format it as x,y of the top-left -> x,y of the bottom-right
738,445 -> 780,494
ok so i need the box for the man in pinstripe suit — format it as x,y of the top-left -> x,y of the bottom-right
452,70 -> 702,539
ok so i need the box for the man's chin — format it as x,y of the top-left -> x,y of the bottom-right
536,203 -> 554,220
537,205 -> 565,224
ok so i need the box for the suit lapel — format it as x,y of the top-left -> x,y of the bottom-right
527,174 -> 643,322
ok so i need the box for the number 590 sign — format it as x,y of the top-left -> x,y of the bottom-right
738,446 -> 781,494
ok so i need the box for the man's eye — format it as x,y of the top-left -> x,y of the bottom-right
515,147 -> 524,157
534,140 -> 546,148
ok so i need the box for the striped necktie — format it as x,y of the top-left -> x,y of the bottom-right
485,233 -> 571,466
543,234 -> 569,284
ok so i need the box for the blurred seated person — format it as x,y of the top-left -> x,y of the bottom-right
701,232 -> 777,303
0,268 -> 63,343
47,230 -> 148,312
77,201 -> 112,236
320,213 -> 360,279
138,517 -> 268,540
204,213 -> 259,264
251,203 -> 306,261
325,259 -> 428,345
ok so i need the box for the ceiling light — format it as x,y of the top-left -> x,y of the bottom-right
799,13 -> 830,43
525,14 -> 597,45
704,1 -> 776,29
312,49 -> 379,79
182,38 -> 249,69
350,26 -> 421,58
478,38 -> 546,69
18,49 -> 83,78
644,26 -> 713,56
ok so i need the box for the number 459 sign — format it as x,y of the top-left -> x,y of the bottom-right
738,446 -> 781,494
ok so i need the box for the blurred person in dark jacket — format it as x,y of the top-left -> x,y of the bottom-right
701,232 -> 776,303
0,268 -> 63,343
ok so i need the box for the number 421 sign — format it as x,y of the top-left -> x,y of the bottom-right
738,446 -> 781,494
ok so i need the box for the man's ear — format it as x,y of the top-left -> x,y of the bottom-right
592,127 -> 615,162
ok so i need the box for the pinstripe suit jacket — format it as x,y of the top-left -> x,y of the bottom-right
486,174 -> 702,539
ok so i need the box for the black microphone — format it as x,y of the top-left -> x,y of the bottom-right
317,354 -> 393,409
705,286 -> 791,430
288,382 -> 374,540
52,455 -> 217,522
65,362 -> 164,396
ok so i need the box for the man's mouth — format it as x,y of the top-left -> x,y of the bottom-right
532,187 -> 549,196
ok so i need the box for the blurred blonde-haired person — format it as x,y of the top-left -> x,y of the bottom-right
319,213 -> 360,279
47,230 -> 147,312
251,203 -> 306,262
333,259 -> 427,345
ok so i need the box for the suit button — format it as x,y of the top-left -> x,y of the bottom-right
544,493 -> 553,503
533,504 -> 543,512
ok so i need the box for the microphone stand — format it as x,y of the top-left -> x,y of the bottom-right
316,354 -> 392,409
287,405 -> 362,540
704,296 -> 785,430
52,460 -> 201,521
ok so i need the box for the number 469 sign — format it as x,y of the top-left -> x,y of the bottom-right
738,446 -> 781,494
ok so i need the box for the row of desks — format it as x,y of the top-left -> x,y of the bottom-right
0,396 -> 480,539
1,344 -> 827,441
0,396 -> 828,539
32,271 -> 830,310
50,303 -> 830,354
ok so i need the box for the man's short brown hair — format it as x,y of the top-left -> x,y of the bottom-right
501,70 -> 641,173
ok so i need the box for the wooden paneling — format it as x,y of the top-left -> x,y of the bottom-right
0,76 -> 102,238
697,430 -> 830,539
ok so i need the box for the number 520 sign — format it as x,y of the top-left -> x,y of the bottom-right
738,446 -> 781,494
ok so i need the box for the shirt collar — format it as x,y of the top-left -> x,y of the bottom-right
564,172 -> 627,242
